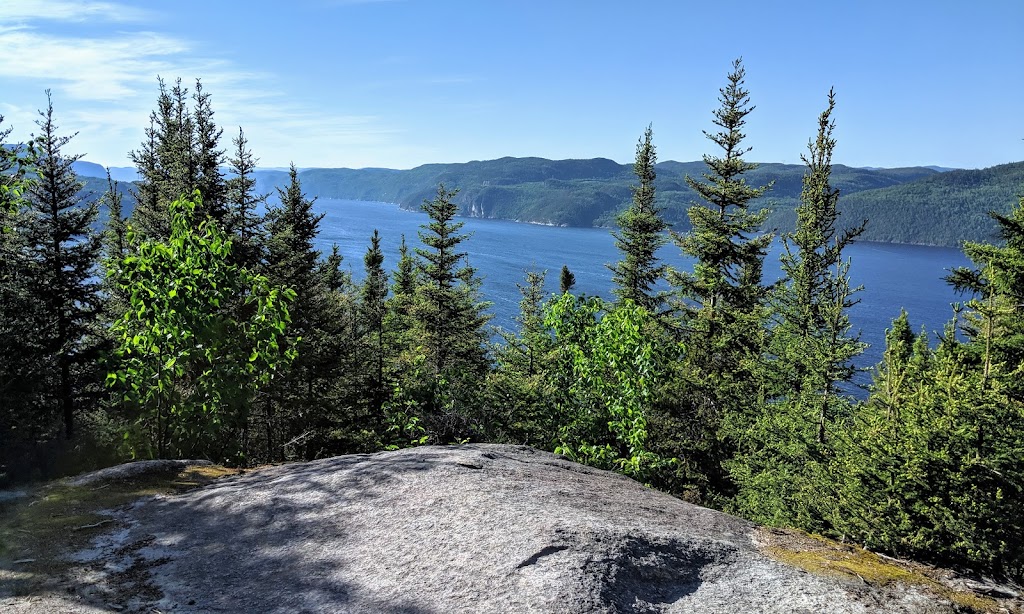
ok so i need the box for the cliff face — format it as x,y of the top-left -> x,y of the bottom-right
5,445 -> 1015,612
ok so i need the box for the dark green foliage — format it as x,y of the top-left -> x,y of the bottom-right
837,162 -> 1024,246
360,230 -> 389,419
107,194 -> 294,460
946,196 -> 1024,391
259,165 -> 356,460
22,95 -> 104,441
730,91 -> 866,527
224,127 -> 266,271
267,155 -> 940,237
609,126 -> 669,313
486,270 -> 559,446
666,60 -> 774,497
413,185 -> 492,378
0,116 -> 48,482
559,264 -> 576,294
129,78 -> 226,239
386,185 -> 492,444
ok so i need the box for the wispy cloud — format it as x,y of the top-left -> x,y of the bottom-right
0,28 -> 192,100
0,0 -> 154,23
0,0 -> 400,166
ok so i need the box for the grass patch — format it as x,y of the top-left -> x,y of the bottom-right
758,528 -> 1004,613
0,463 -> 239,598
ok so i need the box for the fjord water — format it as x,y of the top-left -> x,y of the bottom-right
314,199 -> 971,375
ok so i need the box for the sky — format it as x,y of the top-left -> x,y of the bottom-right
0,0 -> 1021,170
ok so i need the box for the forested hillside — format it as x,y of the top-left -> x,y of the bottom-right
245,157 -> 938,229
836,162 -> 1024,245
73,149 -> 1024,248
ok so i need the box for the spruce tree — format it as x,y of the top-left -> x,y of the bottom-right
669,59 -> 773,326
261,164 -> 337,459
486,269 -> 560,445
946,195 -> 1024,392
225,127 -> 266,271
665,59 -> 773,494
23,93 -> 104,439
360,229 -> 389,419
129,78 -> 226,239
414,184 -> 491,377
191,80 -> 227,225
730,91 -> 866,526
404,184 -> 493,441
609,125 -> 668,313
0,116 -> 48,477
559,264 -> 576,294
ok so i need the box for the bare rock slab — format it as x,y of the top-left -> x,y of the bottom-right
105,445 -> 958,612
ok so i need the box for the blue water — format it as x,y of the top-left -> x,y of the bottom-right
313,199 -> 972,377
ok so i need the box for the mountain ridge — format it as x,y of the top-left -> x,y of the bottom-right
68,155 -> 1024,246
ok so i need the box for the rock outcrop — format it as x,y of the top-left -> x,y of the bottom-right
40,444 -> 979,613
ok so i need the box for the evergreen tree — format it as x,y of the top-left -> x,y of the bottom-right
414,184 -> 492,377
191,80 -> 227,225
396,184 -> 492,442
225,127 -> 266,271
23,94 -> 104,440
486,270 -> 559,445
946,195 -> 1024,393
320,244 -> 349,293
730,91 -> 866,527
260,164 -> 339,460
129,78 -> 226,239
833,319 -> 1024,580
665,59 -> 773,492
559,264 -> 576,294
360,229 -> 389,419
0,116 -> 49,480
669,58 -> 773,327
609,125 -> 669,313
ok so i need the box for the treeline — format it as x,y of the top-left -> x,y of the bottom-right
2,64 -> 1022,582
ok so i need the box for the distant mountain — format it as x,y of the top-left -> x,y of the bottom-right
59,156 -> 1022,247
72,161 -> 140,183
241,157 -> 938,230
72,160 -> 107,178
837,162 -> 1024,246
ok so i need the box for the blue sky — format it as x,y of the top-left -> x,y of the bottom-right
0,0 -> 1021,170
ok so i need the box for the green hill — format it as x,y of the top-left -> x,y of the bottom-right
69,157 -> 1023,247
834,162 -> 1024,246
262,157 -> 939,230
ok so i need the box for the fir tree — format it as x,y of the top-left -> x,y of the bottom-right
261,164 -> 337,459
610,125 -> 668,313
0,116 -> 49,475
665,58 -> 773,495
225,127 -> 266,271
946,195 -> 1024,392
360,229 -> 389,419
23,93 -> 103,439
559,264 -> 576,294
191,80 -> 227,225
414,184 -> 492,377
669,59 -> 773,326
129,78 -> 226,239
730,91 -> 866,526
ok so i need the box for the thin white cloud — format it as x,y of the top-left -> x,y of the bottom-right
0,0 -> 403,167
0,29 -> 191,101
0,0 -> 153,23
